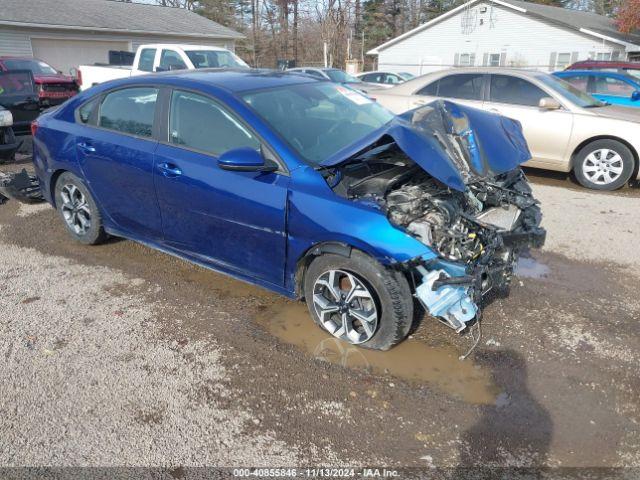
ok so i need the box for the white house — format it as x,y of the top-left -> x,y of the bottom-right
367,0 -> 640,75
0,0 -> 243,74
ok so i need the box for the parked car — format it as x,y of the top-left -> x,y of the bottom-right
356,71 -> 415,86
77,44 -> 249,91
0,70 -> 41,136
0,57 -> 78,106
287,67 -> 381,93
0,106 -> 20,162
369,68 -> 640,190
566,60 -> 640,80
31,70 -> 544,350
553,70 -> 640,108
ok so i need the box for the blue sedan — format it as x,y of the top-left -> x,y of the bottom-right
554,70 -> 640,107
32,70 -> 544,350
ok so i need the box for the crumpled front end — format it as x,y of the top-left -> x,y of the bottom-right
324,99 -> 545,333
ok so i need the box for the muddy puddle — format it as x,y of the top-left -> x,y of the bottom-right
256,302 -> 500,405
515,256 -> 550,279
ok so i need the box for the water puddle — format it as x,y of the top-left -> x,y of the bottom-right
515,256 -> 550,279
256,302 -> 500,405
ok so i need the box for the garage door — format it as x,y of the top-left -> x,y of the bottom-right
31,38 -> 130,75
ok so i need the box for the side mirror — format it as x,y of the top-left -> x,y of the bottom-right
631,90 -> 640,102
539,97 -> 561,110
218,147 -> 278,173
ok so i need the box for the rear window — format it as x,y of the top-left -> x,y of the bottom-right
99,87 -> 158,137
138,49 -> 156,72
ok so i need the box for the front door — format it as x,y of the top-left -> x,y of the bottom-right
76,86 -> 163,239
485,74 -> 573,168
154,89 -> 289,286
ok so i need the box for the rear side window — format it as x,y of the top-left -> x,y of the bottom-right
77,98 -> 99,124
169,90 -> 260,156
99,87 -> 158,137
490,75 -> 547,107
138,48 -> 156,72
436,74 -> 484,100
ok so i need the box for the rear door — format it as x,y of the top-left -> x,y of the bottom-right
484,74 -> 573,167
0,70 -> 40,135
75,86 -> 163,239
154,89 -> 289,285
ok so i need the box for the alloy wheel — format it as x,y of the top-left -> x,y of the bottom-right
312,269 -> 378,345
582,148 -> 624,186
60,184 -> 92,235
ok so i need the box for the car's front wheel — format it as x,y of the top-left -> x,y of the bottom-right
303,250 -> 413,350
573,139 -> 635,190
54,172 -> 107,245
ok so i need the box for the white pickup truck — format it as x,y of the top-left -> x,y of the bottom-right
77,44 -> 249,91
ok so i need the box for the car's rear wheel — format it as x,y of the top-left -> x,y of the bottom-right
573,139 -> 635,190
54,172 -> 107,245
303,250 -> 413,350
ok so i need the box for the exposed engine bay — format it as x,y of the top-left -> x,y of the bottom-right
325,143 -> 546,332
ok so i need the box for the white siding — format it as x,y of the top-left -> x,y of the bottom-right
377,4 -> 625,75
0,28 -> 33,56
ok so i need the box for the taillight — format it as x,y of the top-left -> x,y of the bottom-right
77,69 -> 82,86
31,121 -> 39,137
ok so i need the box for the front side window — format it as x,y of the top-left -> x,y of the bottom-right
159,50 -> 187,71
385,74 -> 401,84
490,75 -> 546,107
592,76 -> 636,96
138,49 -> 156,72
169,90 -> 260,156
242,82 -> 394,165
437,74 -> 484,100
99,87 -> 158,137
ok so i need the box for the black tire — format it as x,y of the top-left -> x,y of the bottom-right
303,250 -> 413,351
573,139 -> 635,191
54,172 -> 107,245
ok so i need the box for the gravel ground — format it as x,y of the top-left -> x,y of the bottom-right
1,160 -> 639,471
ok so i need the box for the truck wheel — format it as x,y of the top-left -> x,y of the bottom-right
54,172 -> 107,245
303,250 -> 413,351
574,139 -> 635,190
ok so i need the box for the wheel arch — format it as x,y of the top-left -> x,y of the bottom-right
571,135 -> 639,176
49,169 -> 69,208
294,241 -> 354,299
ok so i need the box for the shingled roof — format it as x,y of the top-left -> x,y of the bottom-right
0,0 -> 243,39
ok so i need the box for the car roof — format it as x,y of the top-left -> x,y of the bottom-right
556,70 -> 640,81
570,60 -> 640,69
106,68 -> 319,93
139,44 -> 229,51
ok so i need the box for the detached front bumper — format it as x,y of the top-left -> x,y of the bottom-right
0,169 -> 44,203
413,225 -> 546,333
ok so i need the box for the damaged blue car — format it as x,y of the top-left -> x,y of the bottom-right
32,70 -> 545,350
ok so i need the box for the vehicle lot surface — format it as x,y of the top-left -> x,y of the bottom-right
1,158 -> 640,469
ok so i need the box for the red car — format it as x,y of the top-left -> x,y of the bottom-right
566,60 -> 640,79
0,57 -> 78,106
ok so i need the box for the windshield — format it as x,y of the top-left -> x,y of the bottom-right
399,72 -> 415,80
535,74 -> 605,108
324,69 -> 360,83
185,50 -> 249,69
4,59 -> 58,75
242,82 -> 394,165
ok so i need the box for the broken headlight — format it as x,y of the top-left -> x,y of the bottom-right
0,110 -> 13,128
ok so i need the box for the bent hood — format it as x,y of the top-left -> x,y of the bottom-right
322,100 -> 532,191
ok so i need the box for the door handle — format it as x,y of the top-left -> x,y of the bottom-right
77,142 -> 96,153
158,162 -> 182,177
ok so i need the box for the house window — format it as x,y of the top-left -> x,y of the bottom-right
556,53 -> 572,69
456,53 -> 476,66
489,53 -> 501,67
